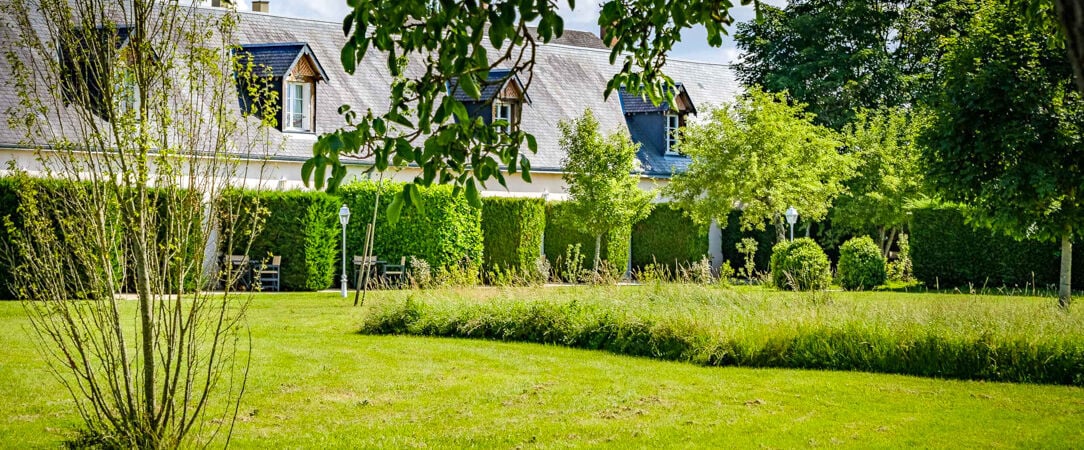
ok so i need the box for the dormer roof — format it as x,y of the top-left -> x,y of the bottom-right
236,42 -> 329,81
618,83 -> 697,116
448,69 -> 532,104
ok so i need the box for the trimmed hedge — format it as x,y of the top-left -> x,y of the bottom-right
480,197 -> 545,273
339,182 -> 483,271
718,211 -> 777,273
770,238 -> 832,291
543,201 -> 630,272
911,204 -> 1084,288
0,178 -> 19,299
630,205 -> 708,271
223,189 -> 340,291
837,236 -> 887,290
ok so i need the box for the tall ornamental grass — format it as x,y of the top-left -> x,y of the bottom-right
361,286 -> 1084,385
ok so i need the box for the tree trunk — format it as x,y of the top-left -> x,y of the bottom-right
593,234 -> 602,272
883,228 -> 898,259
1059,233 -> 1072,309
774,213 -> 786,243
1055,0 -> 1084,95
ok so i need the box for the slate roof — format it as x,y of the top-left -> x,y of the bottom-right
0,7 -> 742,179
236,42 -> 329,80
618,83 -> 696,115
448,69 -> 531,104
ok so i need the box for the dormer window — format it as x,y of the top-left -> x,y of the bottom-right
665,113 -> 681,156
448,69 -> 531,133
59,25 -> 146,121
284,81 -> 312,132
618,82 -> 698,163
235,42 -> 329,133
493,100 -> 514,133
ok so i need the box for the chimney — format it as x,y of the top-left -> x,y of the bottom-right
251,0 -> 269,12
210,0 -> 233,7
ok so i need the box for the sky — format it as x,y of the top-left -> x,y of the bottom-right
230,0 -> 787,65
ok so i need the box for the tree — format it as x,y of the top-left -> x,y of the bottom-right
733,0 -> 904,130
1,0 -> 269,445
664,88 -> 854,244
920,0 -> 1084,307
558,110 -> 654,272
831,108 -> 926,257
733,0 -> 983,130
305,0 -> 754,217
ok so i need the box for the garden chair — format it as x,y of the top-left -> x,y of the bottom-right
258,255 -> 281,292
382,256 -> 407,287
222,254 -> 252,290
353,255 -> 379,289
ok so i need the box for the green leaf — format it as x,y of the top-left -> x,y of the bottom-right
387,193 -> 405,225
301,159 -> 315,187
408,182 -> 425,210
520,157 -> 532,183
465,178 -> 482,208
459,74 -> 481,100
314,160 -> 327,190
341,40 -> 356,74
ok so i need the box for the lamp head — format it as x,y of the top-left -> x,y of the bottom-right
784,206 -> 798,225
339,204 -> 351,226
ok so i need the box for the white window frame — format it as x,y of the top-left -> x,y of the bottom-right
112,59 -> 140,116
665,113 -> 681,156
284,81 -> 312,132
493,100 -> 514,133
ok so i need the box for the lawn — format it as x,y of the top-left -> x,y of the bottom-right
2,287 -> 1084,448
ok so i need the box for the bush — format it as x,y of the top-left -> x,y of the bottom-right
543,201 -> 629,274
480,197 -> 545,277
718,210 -> 777,274
361,288 -> 1084,386
770,238 -> 832,291
339,182 -> 483,271
630,206 -> 708,272
910,204 -> 1084,288
221,189 -> 340,291
837,236 -> 887,290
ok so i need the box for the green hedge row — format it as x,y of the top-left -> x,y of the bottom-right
362,295 -> 1084,386
543,201 -> 630,273
222,189 -> 340,291
630,206 -> 708,271
0,178 -> 19,299
339,182 -> 483,271
480,197 -> 545,273
717,211 -> 778,273
910,204 -> 1084,288
0,177 -> 204,299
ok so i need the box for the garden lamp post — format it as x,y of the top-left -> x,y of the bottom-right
785,206 -> 798,242
339,204 -> 351,298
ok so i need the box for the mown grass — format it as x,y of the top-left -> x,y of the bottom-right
363,284 -> 1084,385
1,288 -> 1084,448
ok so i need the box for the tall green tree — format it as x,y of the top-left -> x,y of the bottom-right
559,110 -> 654,272
733,0 -> 903,130
832,108 -> 926,257
733,0 -> 982,130
920,0 -> 1084,307
665,88 -> 854,244
305,0 -> 755,216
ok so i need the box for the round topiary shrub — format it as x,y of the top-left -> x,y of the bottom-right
770,238 -> 832,291
837,236 -> 887,290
